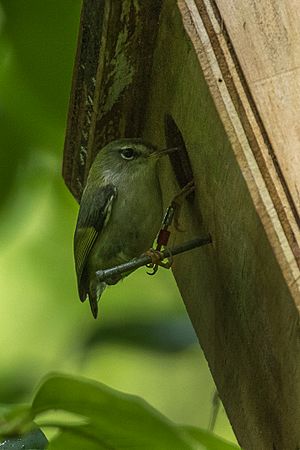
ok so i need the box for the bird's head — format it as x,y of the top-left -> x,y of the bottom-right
89,138 -> 177,184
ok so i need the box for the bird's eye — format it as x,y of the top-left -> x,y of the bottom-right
120,148 -> 135,160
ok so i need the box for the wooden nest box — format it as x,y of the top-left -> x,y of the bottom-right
63,1 -> 300,449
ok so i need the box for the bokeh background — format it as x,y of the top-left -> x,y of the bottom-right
0,0 -> 236,444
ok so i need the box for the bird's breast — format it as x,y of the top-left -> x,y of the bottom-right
90,171 -> 163,270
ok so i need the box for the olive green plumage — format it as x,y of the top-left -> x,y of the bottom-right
74,138 -> 165,318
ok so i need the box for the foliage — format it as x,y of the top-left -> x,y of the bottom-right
0,0 -> 239,448
0,374 -> 240,450
0,429 -> 47,449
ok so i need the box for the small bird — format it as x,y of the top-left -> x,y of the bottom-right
74,138 -> 174,318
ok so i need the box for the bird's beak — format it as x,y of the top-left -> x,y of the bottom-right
152,147 -> 179,159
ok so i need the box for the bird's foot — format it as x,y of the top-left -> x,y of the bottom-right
144,248 -> 173,275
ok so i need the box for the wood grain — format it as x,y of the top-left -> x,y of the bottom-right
63,0 -> 162,201
63,0 -> 300,448
143,1 -> 300,448
214,0 -> 300,220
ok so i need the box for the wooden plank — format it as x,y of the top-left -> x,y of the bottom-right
214,0 -> 300,220
142,1 -> 300,449
63,0 -> 105,201
184,0 -> 300,298
63,0 -> 162,201
63,0 -> 300,448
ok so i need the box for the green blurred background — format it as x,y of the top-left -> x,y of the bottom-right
0,0 -> 236,444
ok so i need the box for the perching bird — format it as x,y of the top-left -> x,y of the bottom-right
74,138 -> 173,318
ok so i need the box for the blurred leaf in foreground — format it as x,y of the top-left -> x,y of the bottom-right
0,429 -> 47,449
0,373 -> 241,449
32,374 -> 198,450
0,405 -> 32,437
183,426 -> 240,450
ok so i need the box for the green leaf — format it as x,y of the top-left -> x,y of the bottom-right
183,426 -> 241,450
0,375 -> 240,450
32,373 -> 200,449
0,429 -> 48,449
48,429 -> 104,450
0,404 -> 33,437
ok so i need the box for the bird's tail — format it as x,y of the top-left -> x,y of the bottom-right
88,281 -> 106,319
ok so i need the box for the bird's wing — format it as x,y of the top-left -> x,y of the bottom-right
74,184 -> 117,301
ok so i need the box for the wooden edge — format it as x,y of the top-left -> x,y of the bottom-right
178,0 -> 300,304
62,0 -> 105,201
62,0 -> 162,202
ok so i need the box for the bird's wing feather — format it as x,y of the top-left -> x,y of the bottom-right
74,184 -> 117,300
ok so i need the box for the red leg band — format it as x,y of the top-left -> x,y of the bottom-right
157,229 -> 170,247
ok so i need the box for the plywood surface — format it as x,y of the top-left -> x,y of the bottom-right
142,1 -> 300,448
63,0 -> 161,201
63,1 -> 300,448
214,0 -> 300,219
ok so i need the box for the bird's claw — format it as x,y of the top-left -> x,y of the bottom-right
147,264 -> 159,276
144,248 -> 173,275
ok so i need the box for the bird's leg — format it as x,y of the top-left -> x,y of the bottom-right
144,204 -> 176,275
171,180 -> 195,231
144,181 -> 195,275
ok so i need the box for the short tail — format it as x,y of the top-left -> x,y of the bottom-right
88,281 -> 106,319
